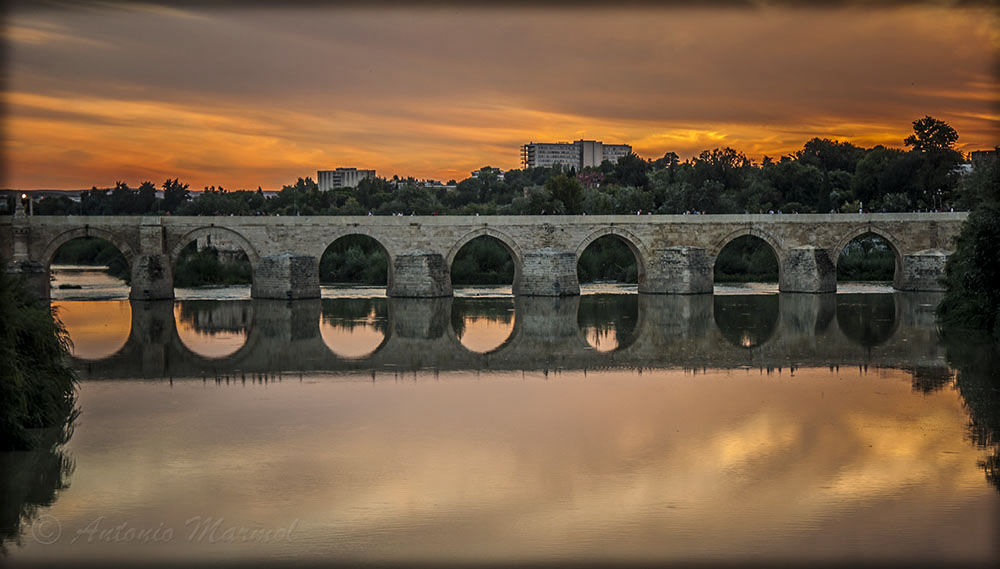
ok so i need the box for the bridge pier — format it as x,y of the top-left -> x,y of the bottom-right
388,251 -> 452,297
515,248 -> 580,296
779,246 -> 836,293
129,219 -> 174,300
130,254 -> 174,300
641,247 -> 714,294
252,253 -> 320,299
894,249 -> 949,292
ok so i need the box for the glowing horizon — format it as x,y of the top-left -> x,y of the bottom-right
4,3 -> 998,191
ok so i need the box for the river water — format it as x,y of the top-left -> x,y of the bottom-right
2,267 -> 997,567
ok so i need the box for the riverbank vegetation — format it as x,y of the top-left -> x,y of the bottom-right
937,154 -> 1000,336
0,267 -> 78,451
319,236 -> 387,285
173,243 -> 252,288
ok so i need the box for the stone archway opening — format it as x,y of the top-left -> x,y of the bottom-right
450,235 -> 516,292
836,232 -> 898,283
50,236 -> 131,296
451,297 -> 515,354
577,235 -> 639,291
320,235 -> 390,289
173,232 -> 253,293
48,236 -> 133,359
714,235 -> 779,285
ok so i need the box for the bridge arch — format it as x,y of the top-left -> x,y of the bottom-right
832,224 -> 904,281
447,227 -> 523,290
169,226 -> 260,268
41,226 -> 137,270
447,227 -> 524,267
575,227 -> 650,287
711,226 -> 784,260
319,233 -> 394,289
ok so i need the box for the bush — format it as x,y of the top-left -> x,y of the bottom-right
0,267 -> 78,451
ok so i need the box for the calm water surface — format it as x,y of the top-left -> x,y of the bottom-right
2,268 -> 997,567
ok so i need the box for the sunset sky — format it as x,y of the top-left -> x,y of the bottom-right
4,1 -> 998,191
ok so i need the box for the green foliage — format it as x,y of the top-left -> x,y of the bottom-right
451,237 -> 514,285
0,267 -> 78,451
714,236 -> 779,282
162,178 -> 190,214
578,236 -> 638,283
545,174 -> 584,214
937,151 -> 1000,334
319,236 -> 388,285
937,203 -> 1000,335
173,243 -> 252,287
905,115 -> 959,153
837,235 -> 895,281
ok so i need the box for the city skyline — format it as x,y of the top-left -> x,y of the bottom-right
4,1 -> 998,191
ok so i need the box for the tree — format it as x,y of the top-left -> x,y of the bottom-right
613,153 -> 650,189
162,178 -> 190,214
938,154 -> 1000,334
904,115 -> 959,153
796,138 -> 865,173
545,174 -> 584,214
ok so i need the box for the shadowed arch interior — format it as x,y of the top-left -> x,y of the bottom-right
171,228 -> 256,289
320,234 -> 390,286
577,234 -> 642,286
48,235 -> 131,286
714,235 -> 780,283
836,231 -> 900,282
450,235 -> 518,288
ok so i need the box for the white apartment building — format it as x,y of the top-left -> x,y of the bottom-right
520,139 -> 632,170
317,168 -> 376,190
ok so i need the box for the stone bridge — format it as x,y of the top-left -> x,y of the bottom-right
74,293 -> 948,380
1,209 -> 966,300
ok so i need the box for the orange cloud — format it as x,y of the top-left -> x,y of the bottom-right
3,4 -> 998,189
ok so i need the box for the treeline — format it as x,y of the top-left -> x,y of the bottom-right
11,116 -> 979,219
937,152 -> 1000,336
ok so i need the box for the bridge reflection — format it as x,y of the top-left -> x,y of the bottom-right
68,291 -> 949,380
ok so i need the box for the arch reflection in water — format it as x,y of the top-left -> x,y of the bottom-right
174,300 -> 252,359
579,294 -> 639,352
451,297 -> 515,354
319,298 -> 388,359
836,294 -> 898,348
54,300 -> 132,360
714,294 -> 779,349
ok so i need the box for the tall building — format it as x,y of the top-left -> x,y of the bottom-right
317,168 -> 376,190
520,139 -> 632,170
